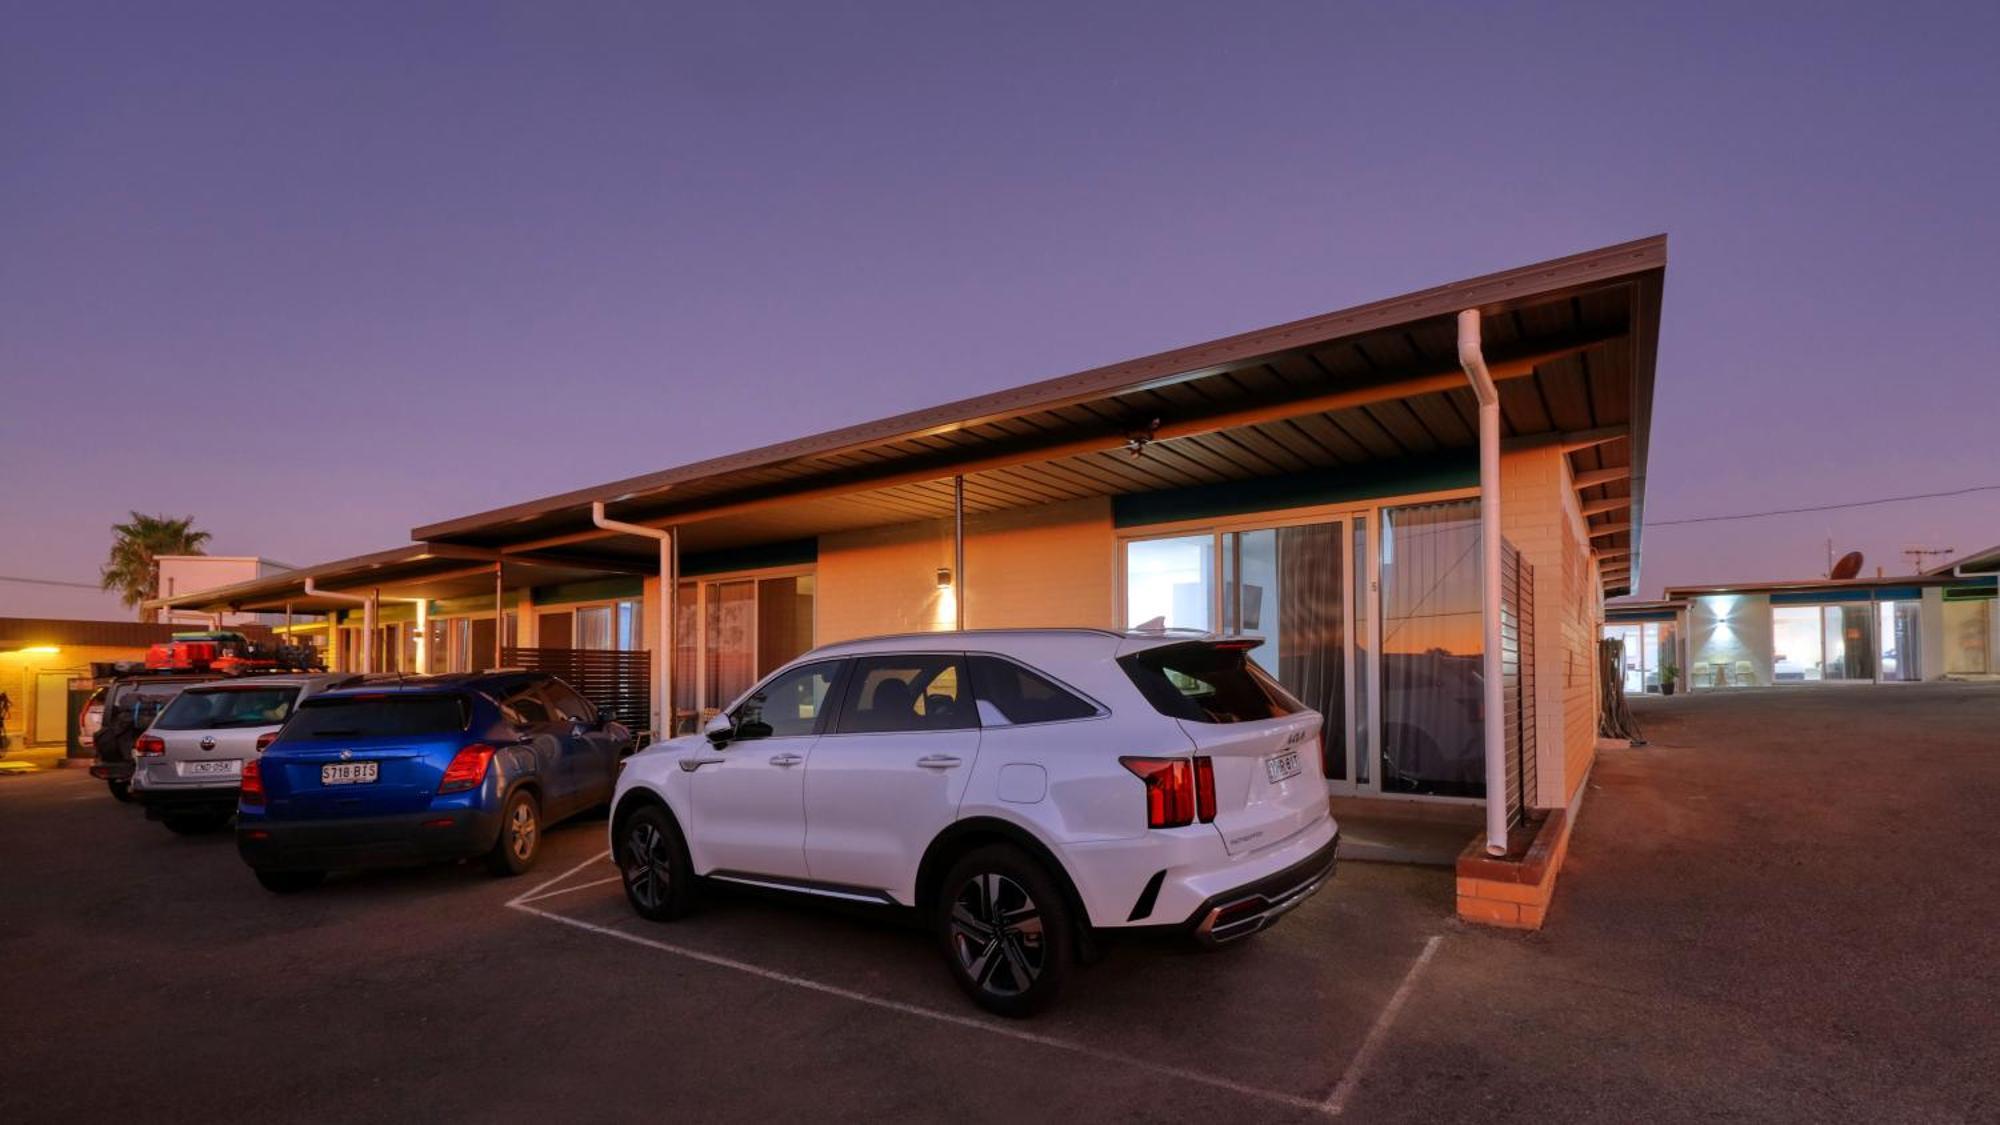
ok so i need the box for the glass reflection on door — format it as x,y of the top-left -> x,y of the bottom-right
1221,523 -> 1347,780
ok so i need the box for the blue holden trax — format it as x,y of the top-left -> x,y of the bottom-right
237,672 -> 629,893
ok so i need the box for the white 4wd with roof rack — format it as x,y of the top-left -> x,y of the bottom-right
608,628 -> 1339,1017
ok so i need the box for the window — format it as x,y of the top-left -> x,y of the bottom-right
541,680 -> 596,724
286,694 -> 470,739
1124,535 -> 1214,631
835,655 -> 974,734
153,687 -> 299,730
1119,641 -> 1303,724
733,661 -> 841,741
675,573 -> 817,734
504,687 -> 553,725
967,656 -> 1098,726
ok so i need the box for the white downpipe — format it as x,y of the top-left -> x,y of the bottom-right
1458,308 -> 1509,857
304,578 -> 372,674
592,502 -> 674,740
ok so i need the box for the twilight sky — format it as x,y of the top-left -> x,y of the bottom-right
4,1 -> 1998,619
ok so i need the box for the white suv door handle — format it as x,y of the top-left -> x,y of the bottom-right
915,754 -> 962,770
769,753 -> 804,767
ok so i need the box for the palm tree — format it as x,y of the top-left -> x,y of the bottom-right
101,513 -> 212,622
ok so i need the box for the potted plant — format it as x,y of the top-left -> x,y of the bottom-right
1658,659 -> 1680,696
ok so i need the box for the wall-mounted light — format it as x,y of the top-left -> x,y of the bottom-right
20,645 -> 60,655
936,568 -> 953,591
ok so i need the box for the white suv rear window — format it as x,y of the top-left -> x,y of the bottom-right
1119,642 -> 1304,724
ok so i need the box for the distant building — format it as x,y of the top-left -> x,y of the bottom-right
1606,558 -> 1999,691
155,556 -> 292,629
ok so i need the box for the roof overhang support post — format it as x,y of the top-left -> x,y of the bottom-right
1459,308 -> 1509,858
304,578 -> 371,674
493,565 -> 505,670
592,502 -> 675,740
953,475 -> 966,632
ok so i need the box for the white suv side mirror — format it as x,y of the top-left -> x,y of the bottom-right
703,713 -> 735,747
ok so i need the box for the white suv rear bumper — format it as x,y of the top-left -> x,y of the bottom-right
1058,813 -> 1339,933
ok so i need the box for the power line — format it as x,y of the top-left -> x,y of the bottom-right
1648,483 -> 2000,528
0,574 -> 104,591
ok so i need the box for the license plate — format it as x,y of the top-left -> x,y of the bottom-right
182,759 -> 240,777
321,761 -> 379,785
1265,751 -> 1302,784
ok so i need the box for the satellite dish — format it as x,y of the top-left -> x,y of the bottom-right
1830,551 -> 1864,580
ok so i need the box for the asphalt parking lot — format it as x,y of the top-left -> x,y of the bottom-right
3,683 -> 1996,1123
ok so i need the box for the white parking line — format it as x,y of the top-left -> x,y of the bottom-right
508,848 -> 1440,1118
513,875 -> 626,905
1320,933 -> 1443,1116
507,849 -> 616,907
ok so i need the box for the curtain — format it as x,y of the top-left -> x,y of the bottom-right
1379,500 -> 1485,797
1274,523 -> 1346,779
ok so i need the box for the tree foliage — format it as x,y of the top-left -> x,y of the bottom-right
100,512 -> 211,622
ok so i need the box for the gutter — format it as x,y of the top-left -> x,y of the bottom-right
591,502 -> 675,740
1458,309 -> 1510,858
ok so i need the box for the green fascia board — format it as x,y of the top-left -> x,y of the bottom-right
1607,610 -> 1678,622
1112,453 -> 1478,529
1770,589 -> 1875,605
529,577 -> 645,607
681,538 -> 818,579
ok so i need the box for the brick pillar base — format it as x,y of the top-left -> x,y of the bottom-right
1455,808 -> 1575,930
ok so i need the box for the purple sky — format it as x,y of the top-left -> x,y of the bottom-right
5,2 -> 1998,619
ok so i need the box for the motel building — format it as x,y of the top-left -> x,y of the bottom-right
1606,545 -> 2000,692
152,237 -> 1668,930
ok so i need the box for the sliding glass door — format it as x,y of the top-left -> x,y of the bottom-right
1378,500 -> 1485,798
672,572 -> 818,734
1125,517 -> 1357,786
1222,523 -> 1349,781
1878,600 -> 1922,682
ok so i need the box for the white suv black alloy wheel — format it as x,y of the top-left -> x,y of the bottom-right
938,845 -> 1073,1018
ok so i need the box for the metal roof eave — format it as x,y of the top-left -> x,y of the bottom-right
411,235 -> 1669,547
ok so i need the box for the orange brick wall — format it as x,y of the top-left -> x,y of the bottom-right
816,498 -> 1114,643
1498,446 -> 1602,810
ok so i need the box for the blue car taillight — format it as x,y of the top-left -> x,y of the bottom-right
240,759 -> 266,807
437,745 -> 494,794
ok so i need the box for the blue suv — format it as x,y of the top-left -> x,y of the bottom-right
238,671 -> 629,893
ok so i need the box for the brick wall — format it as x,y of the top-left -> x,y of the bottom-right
816,497 -> 1114,643
1498,445 -> 1601,810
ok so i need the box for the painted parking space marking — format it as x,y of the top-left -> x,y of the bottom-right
513,874 -> 625,905
1321,932 -> 1443,1115
507,847 -> 1441,1118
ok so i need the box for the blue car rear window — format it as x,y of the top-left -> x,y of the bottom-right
284,694 -> 470,739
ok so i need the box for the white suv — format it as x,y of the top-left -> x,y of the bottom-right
609,629 -> 1339,1016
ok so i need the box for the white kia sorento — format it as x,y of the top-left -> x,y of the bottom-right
608,628 -> 1339,1017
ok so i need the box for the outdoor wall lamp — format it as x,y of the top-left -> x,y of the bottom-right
936,568 -> 953,591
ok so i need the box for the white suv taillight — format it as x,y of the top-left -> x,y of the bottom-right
1120,756 -> 1217,828
134,735 -> 165,757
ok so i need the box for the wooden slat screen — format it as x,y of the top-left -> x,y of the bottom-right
502,647 -> 652,735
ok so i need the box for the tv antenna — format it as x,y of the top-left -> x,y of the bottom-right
1903,546 -> 1954,572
